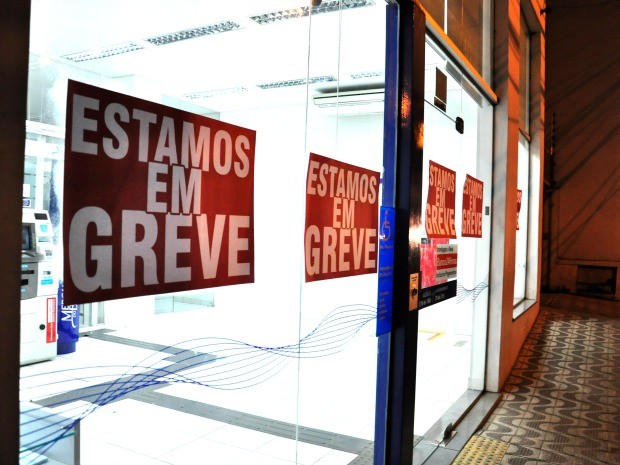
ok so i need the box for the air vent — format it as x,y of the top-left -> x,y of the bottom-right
576,265 -> 617,297
185,86 -> 249,100
257,75 -> 337,89
313,89 -> 384,108
146,21 -> 241,46
62,42 -> 145,62
250,0 -> 375,25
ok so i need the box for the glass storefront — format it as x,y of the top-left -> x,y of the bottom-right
22,3 -> 385,464
414,40 -> 491,439
20,1 -> 494,464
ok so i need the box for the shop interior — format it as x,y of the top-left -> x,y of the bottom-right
20,1 -> 492,464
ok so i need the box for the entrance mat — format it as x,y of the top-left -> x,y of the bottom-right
451,435 -> 509,465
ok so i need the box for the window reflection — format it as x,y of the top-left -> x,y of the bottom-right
418,0 -> 484,73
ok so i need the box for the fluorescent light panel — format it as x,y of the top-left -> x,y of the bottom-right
349,70 -> 384,80
257,75 -> 337,89
146,21 -> 241,46
250,0 -> 375,24
62,20 -> 240,62
185,86 -> 249,100
62,42 -> 145,62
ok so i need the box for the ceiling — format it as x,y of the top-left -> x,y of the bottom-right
28,0 -> 388,117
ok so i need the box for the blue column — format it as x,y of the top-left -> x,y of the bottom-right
374,1 -> 426,464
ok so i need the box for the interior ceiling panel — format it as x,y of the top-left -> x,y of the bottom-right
28,0 -> 386,113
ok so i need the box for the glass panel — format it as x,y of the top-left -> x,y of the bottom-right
447,0 -> 483,72
414,40 -> 491,442
514,132 -> 530,305
21,2 -> 384,464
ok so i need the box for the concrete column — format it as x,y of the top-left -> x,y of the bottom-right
486,0 -> 521,391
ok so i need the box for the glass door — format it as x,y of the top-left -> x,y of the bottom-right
413,39 -> 491,442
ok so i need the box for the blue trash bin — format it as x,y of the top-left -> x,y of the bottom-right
57,281 -> 79,354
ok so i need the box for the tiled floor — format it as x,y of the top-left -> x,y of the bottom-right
475,304 -> 620,465
20,322 -> 374,465
22,296 -> 618,464
20,298 -> 476,465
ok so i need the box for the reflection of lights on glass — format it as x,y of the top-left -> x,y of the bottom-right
415,121 -> 424,149
290,7 -> 305,16
408,219 -> 423,245
401,89 -> 411,120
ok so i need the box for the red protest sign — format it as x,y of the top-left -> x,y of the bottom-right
461,174 -> 484,238
304,153 -> 379,282
425,160 -> 457,239
63,80 -> 255,305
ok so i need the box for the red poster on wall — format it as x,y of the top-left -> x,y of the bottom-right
304,153 -> 379,282
425,160 -> 457,239
63,80 -> 256,305
517,189 -> 523,230
461,174 -> 484,238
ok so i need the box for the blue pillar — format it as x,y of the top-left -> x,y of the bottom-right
374,1 -> 426,464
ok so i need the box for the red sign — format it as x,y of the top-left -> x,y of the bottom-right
46,297 -> 57,343
63,80 -> 256,305
304,153 -> 379,282
436,244 -> 458,280
517,189 -> 523,230
420,238 -> 443,288
425,161 -> 457,238
461,174 -> 484,238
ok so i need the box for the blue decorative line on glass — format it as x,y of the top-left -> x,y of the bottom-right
456,278 -> 489,303
19,304 -> 377,462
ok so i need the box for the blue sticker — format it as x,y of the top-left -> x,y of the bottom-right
41,277 -> 54,286
376,206 -> 395,336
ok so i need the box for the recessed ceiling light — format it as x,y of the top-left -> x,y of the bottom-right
62,42 -> 145,62
185,87 -> 249,100
250,0 -> 375,25
146,21 -> 241,46
257,75 -> 337,89
349,70 -> 384,80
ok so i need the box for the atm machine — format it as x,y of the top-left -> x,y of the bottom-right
20,209 -> 58,365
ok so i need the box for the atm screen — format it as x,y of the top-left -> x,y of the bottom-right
22,224 -> 33,251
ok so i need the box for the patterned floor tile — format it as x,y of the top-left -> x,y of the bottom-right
473,304 -> 619,465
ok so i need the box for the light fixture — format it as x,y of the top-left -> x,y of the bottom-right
348,70 -> 385,80
62,42 -> 145,62
250,0 -> 375,25
185,87 -> 249,100
146,21 -> 241,46
257,75 -> 337,89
